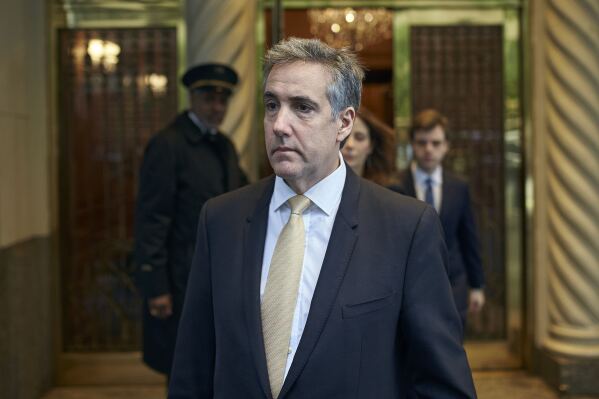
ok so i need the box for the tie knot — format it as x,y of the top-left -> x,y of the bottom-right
288,195 -> 311,215
425,177 -> 433,186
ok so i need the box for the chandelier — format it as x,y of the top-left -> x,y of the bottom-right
307,8 -> 392,51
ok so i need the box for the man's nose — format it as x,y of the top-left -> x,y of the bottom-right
272,106 -> 292,136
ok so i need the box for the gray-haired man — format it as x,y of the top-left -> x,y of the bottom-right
169,38 -> 476,399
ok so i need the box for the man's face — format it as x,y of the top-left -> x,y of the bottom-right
190,88 -> 231,130
264,61 -> 354,193
411,124 -> 448,173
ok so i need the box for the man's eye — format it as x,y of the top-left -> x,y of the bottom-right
265,101 -> 278,111
296,103 -> 313,113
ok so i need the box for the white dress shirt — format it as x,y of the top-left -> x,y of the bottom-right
411,161 -> 443,212
260,153 -> 346,380
187,111 -> 217,136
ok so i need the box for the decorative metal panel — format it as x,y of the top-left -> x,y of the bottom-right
59,28 -> 178,350
411,25 -> 505,338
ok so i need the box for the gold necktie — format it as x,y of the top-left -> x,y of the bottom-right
261,194 -> 311,399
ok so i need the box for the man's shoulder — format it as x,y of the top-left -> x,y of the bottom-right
360,177 -> 426,217
443,170 -> 471,192
355,178 -> 436,239
444,170 -> 466,182
148,113 -> 190,143
204,176 -> 274,216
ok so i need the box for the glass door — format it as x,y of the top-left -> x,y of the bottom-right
393,6 -> 523,368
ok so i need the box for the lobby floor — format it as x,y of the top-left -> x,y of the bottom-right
41,371 -> 563,399
41,344 -> 598,399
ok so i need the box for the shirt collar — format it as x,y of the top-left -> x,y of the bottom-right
271,152 -> 346,216
411,161 -> 443,185
188,111 -> 217,135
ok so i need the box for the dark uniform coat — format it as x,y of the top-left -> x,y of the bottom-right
134,111 -> 247,374
389,169 -> 484,326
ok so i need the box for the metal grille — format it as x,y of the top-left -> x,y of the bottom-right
59,28 -> 178,350
411,25 -> 505,338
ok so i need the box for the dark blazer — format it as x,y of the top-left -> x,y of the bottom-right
134,112 -> 247,373
389,169 -> 484,324
169,168 -> 476,398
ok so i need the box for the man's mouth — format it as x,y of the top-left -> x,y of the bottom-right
273,146 -> 294,154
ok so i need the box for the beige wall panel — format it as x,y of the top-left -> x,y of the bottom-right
185,0 -> 259,180
0,0 -> 50,248
0,0 -> 27,116
0,117 -> 19,246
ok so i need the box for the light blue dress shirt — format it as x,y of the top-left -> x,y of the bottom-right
260,153 -> 346,380
411,161 -> 443,212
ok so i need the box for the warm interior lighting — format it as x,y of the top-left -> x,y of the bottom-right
87,39 -> 105,65
144,73 -> 168,96
87,39 -> 121,72
308,7 -> 392,51
345,11 -> 355,23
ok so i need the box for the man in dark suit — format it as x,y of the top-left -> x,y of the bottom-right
390,109 -> 485,327
169,38 -> 476,398
134,63 -> 247,376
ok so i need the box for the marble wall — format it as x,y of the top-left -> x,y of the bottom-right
0,0 -> 51,247
0,0 -> 57,398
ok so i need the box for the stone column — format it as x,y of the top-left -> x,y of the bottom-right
185,0 -> 259,180
535,0 -> 599,394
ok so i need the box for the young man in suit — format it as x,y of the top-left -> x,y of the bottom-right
168,39 -> 476,398
391,109 -> 485,328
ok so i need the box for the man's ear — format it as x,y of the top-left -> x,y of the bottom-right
336,107 -> 356,143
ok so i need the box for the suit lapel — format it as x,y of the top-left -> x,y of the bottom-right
243,176 -> 276,399
403,169 -> 417,197
439,171 -> 453,226
279,168 -> 360,398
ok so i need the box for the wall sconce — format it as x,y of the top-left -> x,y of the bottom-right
143,73 -> 168,96
87,39 -> 121,72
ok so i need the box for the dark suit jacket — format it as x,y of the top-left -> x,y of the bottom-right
169,168 -> 476,398
389,169 -> 484,324
134,112 -> 247,373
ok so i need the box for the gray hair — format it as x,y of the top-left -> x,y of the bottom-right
263,37 -> 364,118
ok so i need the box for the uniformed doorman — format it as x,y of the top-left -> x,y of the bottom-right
134,63 -> 247,376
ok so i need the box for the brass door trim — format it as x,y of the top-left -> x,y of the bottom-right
262,0 -> 522,9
